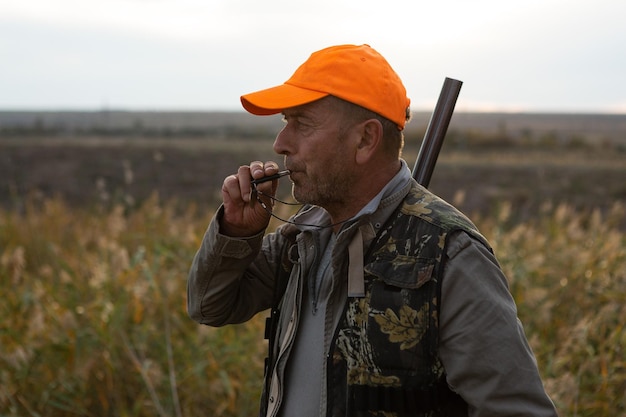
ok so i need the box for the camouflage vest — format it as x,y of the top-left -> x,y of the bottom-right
326,182 -> 490,417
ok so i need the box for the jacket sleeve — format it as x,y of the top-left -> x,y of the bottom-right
439,231 -> 559,417
187,206 -> 283,327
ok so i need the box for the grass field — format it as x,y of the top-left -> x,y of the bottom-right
1,139 -> 625,234
1,116 -> 625,416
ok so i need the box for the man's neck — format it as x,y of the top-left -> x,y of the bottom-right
327,159 -> 402,230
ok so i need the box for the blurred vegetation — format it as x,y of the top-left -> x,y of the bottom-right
478,202 -> 626,416
1,116 -> 625,415
1,193 -> 624,416
0,196 -> 266,417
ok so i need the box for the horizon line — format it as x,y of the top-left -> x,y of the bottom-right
1,107 -> 625,116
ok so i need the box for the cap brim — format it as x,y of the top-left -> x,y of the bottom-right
240,83 -> 328,115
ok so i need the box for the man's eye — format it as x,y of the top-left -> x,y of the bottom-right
282,115 -> 313,133
296,121 -> 308,129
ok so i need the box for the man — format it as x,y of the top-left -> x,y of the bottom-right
188,44 -> 558,416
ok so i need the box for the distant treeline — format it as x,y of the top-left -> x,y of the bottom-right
0,121 -> 276,140
1,110 -> 625,148
0,110 -> 282,140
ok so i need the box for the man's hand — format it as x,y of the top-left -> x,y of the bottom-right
220,160 -> 282,237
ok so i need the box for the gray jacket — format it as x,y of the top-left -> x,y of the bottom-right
187,162 -> 558,417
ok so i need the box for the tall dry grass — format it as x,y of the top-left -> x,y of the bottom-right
1,196 -> 624,416
479,201 -> 626,416
0,196 -> 266,417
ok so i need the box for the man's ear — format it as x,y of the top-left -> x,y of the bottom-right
355,119 -> 383,165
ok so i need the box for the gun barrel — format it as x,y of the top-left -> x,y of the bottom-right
412,77 -> 463,188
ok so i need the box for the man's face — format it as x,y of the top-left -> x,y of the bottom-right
273,97 -> 358,209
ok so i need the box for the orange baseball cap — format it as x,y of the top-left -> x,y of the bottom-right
240,44 -> 411,130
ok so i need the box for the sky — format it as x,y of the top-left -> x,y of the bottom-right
1,0 -> 625,113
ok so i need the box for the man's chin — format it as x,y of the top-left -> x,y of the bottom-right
292,186 -> 313,206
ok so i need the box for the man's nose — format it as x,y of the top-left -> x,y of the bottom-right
273,126 -> 290,155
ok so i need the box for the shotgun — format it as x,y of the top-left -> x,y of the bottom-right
412,77 -> 463,188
